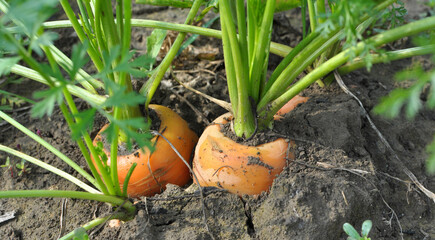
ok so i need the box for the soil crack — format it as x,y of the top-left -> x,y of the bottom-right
241,198 -> 256,238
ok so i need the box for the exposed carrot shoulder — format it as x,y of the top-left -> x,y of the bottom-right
92,105 -> 198,197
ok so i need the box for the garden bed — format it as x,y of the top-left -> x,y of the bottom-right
1,1 -> 434,239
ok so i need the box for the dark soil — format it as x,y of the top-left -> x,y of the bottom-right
220,121 -> 282,146
1,1 -> 434,240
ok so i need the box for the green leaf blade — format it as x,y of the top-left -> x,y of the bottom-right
343,223 -> 361,240
427,137 -> 435,174
70,109 -> 96,140
31,86 -> 64,118
0,57 -> 21,77
361,220 -> 372,237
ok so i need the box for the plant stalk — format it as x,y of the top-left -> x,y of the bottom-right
0,110 -> 99,189
249,0 -> 275,103
58,212 -> 129,240
10,64 -> 106,106
140,0 -> 204,108
0,190 -> 135,214
58,102 -> 109,194
339,45 -> 435,74
59,0 -> 104,72
307,0 -> 316,33
41,19 -> 293,57
259,15 -> 435,125
0,144 -> 100,194
219,0 -> 255,138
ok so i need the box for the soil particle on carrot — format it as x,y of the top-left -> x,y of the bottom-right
246,156 -> 274,170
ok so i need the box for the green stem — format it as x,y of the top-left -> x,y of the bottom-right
339,45 -> 435,74
10,64 -> 106,106
307,0 -> 316,33
83,132 -> 117,196
258,29 -> 340,110
0,190 -> 135,214
259,15 -> 435,125
59,0 -> 104,72
0,89 -> 36,105
316,0 -> 326,24
275,0 -> 302,12
96,0 -> 120,50
220,0 -> 255,138
0,144 -> 99,194
264,32 -> 318,97
137,0 -> 301,12
122,0 -> 132,54
76,0 -> 94,39
122,163 -> 137,197
301,0 -> 307,38
59,213 -> 128,240
110,107 -> 123,196
313,0 -> 328,77
58,102 -> 109,194
83,0 -> 96,31
61,89 -> 111,194
220,17 -> 238,114
47,44 -> 104,90
136,0 -> 198,8
249,0 -> 275,103
61,90 -> 117,196
41,20 -> 292,57
0,110 -> 99,188
93,0 -> 109,60
141,0 -> 204,108
116,0 -> 125,47
247,0 -> 256,63
236,0 -> 249,98
118,0 -> 142,122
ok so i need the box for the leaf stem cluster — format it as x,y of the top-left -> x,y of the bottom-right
218,0 -> 435,138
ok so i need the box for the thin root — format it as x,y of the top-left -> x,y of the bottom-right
334,71 -> 435,203
171,69 -> 232,113
212,165 -> 235,177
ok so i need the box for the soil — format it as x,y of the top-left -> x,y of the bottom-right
1,1 -> 434,240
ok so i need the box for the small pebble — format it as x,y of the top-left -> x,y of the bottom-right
108,219 -> 121,228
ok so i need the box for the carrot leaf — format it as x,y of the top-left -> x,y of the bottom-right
102,80 -> 146,108
70,109 -> 96,140
103,117 -> 153,151
66,41 -> 90,81
0,57 -> 20,77
31,85 -> 64,118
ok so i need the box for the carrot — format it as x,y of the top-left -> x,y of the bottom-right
192,96 -> 306,196
275,95 -> 309,116
92,104 -> 198,197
